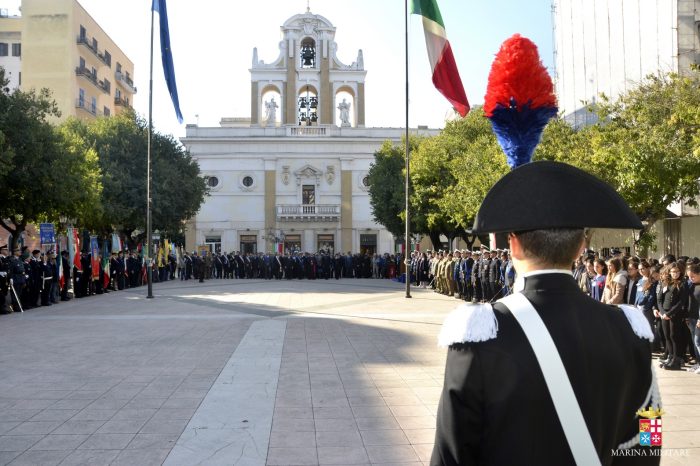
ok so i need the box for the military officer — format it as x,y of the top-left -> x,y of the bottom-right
431,161 -> 659,465
0,244 -> 10,314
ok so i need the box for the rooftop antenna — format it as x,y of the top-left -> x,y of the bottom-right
306,0 -> 310,13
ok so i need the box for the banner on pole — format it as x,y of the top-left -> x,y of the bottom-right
39,223 -> 56,245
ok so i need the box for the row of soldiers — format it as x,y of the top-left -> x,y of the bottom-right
0,245 -> 60,313
180,251 -> 402,281
409,247 -> 515,302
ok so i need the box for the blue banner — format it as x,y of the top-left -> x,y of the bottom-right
39,223 -> 55,245
152,0 -> 183,123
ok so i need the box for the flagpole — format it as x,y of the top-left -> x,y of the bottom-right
404,0 -> 411,299
146,3 -> 155,299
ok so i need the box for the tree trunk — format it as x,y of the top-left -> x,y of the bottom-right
428,231 -> 442,251
0,218 -> 25,250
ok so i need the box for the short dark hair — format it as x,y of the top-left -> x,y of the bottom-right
688,263 -> 700,275
514,228 -> 585,267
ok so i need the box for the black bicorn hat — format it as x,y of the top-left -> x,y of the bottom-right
471,161 -> 643,235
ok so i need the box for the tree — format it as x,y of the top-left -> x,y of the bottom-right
367,140 -> 413,238
60,111 -> 208,244
0,68 -> 102,249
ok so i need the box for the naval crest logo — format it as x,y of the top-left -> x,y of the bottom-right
637,407 -> 663,447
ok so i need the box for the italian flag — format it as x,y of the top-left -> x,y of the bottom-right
411,0 -> 470,117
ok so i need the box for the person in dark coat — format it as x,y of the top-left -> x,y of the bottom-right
60,250 -> 71,301
0,245 -> 10,314
431,161 -> 659,466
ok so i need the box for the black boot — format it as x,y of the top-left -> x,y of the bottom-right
662,357 -> 682,370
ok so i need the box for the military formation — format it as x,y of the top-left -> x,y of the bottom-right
409,246 -> 515,302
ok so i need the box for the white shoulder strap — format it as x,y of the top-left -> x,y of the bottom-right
500,293 -> 601,466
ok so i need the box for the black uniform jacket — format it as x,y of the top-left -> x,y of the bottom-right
431,273 -> 658,466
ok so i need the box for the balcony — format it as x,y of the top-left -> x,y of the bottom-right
114,96 -> 131,108
98,79 -> 110,95
75,66 -> 97,85
115,71 -> 137,94
277,204 -> 340,222
75,99 -> 98,116
287,126 -> 328,137
76,35 -> 109,66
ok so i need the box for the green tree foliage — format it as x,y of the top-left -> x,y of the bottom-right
369,71 -> 700,252
0,69 -> 102,248
60,110 -> 208,244
367,141 -> 411,238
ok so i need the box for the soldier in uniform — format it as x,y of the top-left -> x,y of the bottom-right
0,245 -> 10,314
430,161 -> 660,465
9,246 -> 27,312
60,250 -> 71,301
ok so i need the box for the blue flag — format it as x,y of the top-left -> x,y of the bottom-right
152,0 -> 183,123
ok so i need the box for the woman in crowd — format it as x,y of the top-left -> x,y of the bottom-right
656,262 -> 689,370
590,259 -> 607,301
578,257 -> 595,295
602,258 -> 627,304
635,261 -> 659,349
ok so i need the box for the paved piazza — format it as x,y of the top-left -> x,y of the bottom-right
0,279 -> 698,465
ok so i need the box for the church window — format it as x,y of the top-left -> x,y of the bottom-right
207,176 -> 219,188
242,176 -> 254,187
300,38 -> 316,68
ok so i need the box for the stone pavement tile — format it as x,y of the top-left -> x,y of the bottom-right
382,395 -> 424,406
9,400 -> 55,411
365,444 -> 420,463
122,397 -> 166,410
52,420 -> 106,435
148,407 -> 195,421
139,418 -> 189,435
57,449 -> 120,466
84,398 -> 128,411
315,418 -> 357,432
29,410 -> 80,423
29,434 -> 89,450
275,407 -> 313,419
355,417 -> 401,431
169,388 -> 209,399
30,391 -> 72,401
48,399 -> 93,411
394,416 -> 436,430
360,429 -> 410,446
269,430 -> 316,448
351,405 -> 393,419
272,417 -> 315,432
347,396 -> 386,407
403,429 -> 436,445
95,419 -> 147,434
160,397 -> 201,409
317,446 -> 369,465
313,406 -> 353,419
0,435 -> 43,451
76,433 -> 134,450
266,447 -> 318,465
0,424 -> 19,436
125,433 -> 178,450
6,421 -> 62,435
69,409 -> 116,421
389,405 -> 433,418
5,449 -> 70,466
110,408 -> 157,421
663,431 -> 700,449
0,451 -> 20,465
111,448 -> 170,466
316,430 -> 363,447
412,443 -> 434,462
0,410 -> 44,422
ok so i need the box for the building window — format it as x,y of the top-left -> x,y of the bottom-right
283,234 -> 301,254
103,50 -> 111,67
11,43 -> 20,57
207,176 -> 219,188
78,88 -> 85,107
90,96 -> 96,114
317,234 -> 334,254
205,236 -> 221,254
242,176 -> 253,187
103,106 -> 110,117
79,57 -> 85,69
116,62 -> 122,73
79,25 -> 86,40
362,176 -> 370,187
115,88 -> 121,99
103,78 -> 110,94
360,234 -> 377,255
240,235 -> 258,254
0,43 -> 8,56
302,185 -> 315,205
92,37 -> 98,51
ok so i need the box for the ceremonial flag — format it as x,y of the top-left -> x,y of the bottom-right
57,241 -> 64,289
90,236 -> 100,280
102,240 -> 111,288
112,233 -> 122,254
410,0 -> 469,116
71,228 -> 82,271
152,0 -> 183,123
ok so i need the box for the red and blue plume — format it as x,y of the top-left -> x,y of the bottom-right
484,34 -> 557,169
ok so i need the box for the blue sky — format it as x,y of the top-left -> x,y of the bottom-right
6,0 -> 554,137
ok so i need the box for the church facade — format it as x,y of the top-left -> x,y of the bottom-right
182,10 -> 437,256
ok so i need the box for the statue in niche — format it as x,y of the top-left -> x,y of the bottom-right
264,97 -> 278,125
326,166 -> 335,185
338,98 -> 351,127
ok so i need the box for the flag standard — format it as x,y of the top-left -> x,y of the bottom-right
90,236 -> 100,280
410,0 -> 469,116
152,0 -> 183,123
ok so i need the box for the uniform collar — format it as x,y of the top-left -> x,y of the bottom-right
514,269 -> 573,293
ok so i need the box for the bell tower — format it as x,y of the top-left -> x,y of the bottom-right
250,9 -> 367,127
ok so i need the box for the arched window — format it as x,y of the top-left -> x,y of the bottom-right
300,38 -> 316,68
261,85 -> 281,126
298,85 -> 318,126
335,88 -> 356,127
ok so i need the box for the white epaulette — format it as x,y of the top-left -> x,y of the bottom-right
438,302 -> 499,348
617,305 -> 655,342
